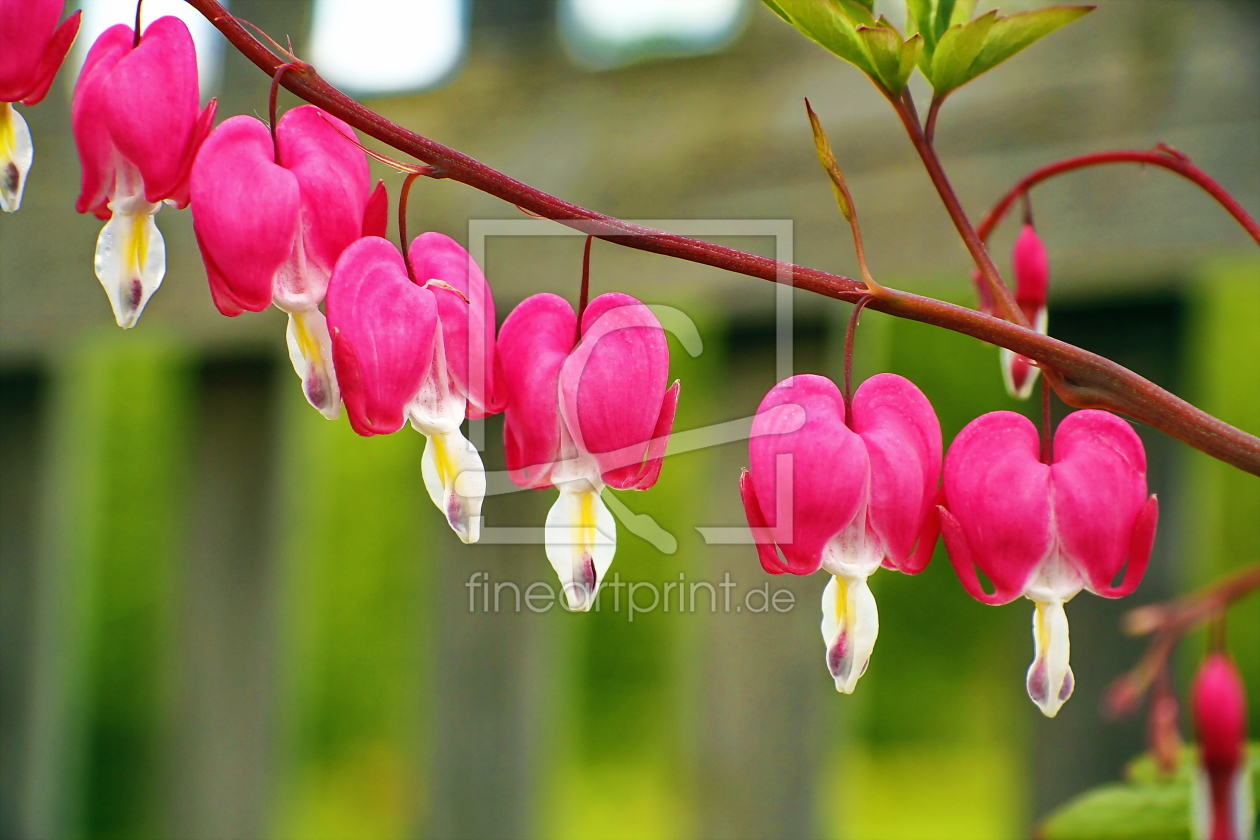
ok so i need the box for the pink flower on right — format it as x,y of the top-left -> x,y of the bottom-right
939,409 -> 1158,716
1192,653 -> 1254,840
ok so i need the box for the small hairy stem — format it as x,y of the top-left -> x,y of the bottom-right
269,63 -> 297,164
133,0 -> 143,47
184,0 -> 1260,476
977,147 -> 1260,246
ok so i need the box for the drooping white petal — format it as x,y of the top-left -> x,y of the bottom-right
1,102 -> 33,213
94,196 -> 165,329
422,427 -> 485,544
408,325 -> 485,542
1026,598 -> 1074,717
285,308 -> 341,418
821,573 -> 879,694
545,480 -> 616,611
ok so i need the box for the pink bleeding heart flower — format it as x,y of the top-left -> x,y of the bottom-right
0,0 -> 81,211
1002,223 -> 1050,399
498,292 -> 680,610
740,373 -> 941,693
939,409 -> 1159,717
326,234 -> 503,543
71,16 -> 216,328
1192,652 -> 1254,840
190,105 -> 373,418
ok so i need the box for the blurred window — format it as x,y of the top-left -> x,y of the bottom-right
74,0 -> 228,97
310,0 -> 467,96
560,0 -> 749,70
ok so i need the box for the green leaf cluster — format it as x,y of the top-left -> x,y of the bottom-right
763,0 -> 922,93
1038,744 -> 1260,840
764,0 -> 1093,98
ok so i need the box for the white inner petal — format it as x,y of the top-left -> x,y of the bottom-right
421,427 -> 485,544
821,573 -> 879,694
94,197 -> 165,329
285,308 -> 341,419
545,479 -> 615,612
0,102 -> 34,213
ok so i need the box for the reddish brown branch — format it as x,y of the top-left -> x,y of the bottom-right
185,0 -> 1260,476
977,147 -> 1260,245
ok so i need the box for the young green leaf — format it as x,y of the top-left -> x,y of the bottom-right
761,0 -> 880,79
929,10 -> 998,93
935,0 -> 958,42
894,33 -> 924,91
967,6 -> 1095,82
857,25 -> 906,91
948,0 -> 978,27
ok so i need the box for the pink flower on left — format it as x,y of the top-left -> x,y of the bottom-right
0,0 -> 81,212
72,16 -> 217,328
190,105 -> 378,418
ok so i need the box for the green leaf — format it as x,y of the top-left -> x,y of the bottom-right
1039,745 -> 1260,840
762,0 -> 793,24
948,0 -> 977,27
904,0 -> 933,43
935,0 -> 958,41
762,0 -> 880,78
849,0 -> 876,10
967,6 -> 1095,81
857,25 -> 905,90
1039,783 -> 1191,840
895,33 -> 924,91
929,9 -> 997,93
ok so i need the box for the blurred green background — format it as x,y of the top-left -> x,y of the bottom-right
1,1 -> 1258,839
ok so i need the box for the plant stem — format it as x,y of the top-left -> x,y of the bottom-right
182,0 -> 1260,476
890,90 -> 1027,328
977,147 -> 1260,246
399,172 -> 421,281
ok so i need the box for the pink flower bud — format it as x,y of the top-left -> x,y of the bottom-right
1192,653 -> 1253,840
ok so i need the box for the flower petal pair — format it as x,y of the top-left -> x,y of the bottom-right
741,373 -> 941,693
326,235 -> 502,543
0,0 -> 81,211
1001,223 -> 1050,398
940,409 -> 1158,716
499,292 -> 679,609
190,105 -> 373,416
71,16 -> 216,327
